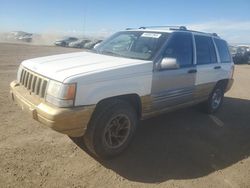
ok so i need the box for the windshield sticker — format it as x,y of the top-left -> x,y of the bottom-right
141,33 -> 162,38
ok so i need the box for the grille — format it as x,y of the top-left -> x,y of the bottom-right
19,68 -> 48,98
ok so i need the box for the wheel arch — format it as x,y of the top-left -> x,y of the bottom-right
215,79 -> 230,92
94,94 -> 142,118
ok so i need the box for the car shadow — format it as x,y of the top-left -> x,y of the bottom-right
71,97 -> 250,183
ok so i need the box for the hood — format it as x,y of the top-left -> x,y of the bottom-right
21,52 -> 152,83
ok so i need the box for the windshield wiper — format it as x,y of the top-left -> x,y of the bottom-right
101,50 -> 123,57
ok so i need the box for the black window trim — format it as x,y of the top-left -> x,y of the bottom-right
212,37 -> 220,64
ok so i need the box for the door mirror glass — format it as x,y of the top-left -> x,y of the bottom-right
160,57 -> 179,70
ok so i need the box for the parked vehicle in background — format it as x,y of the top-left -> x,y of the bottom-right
54,37 -> 78,47
229,45 -> 237,57
68,39 -> 91,48
18,33 -> 33,42
10,26 -> 234,159
7,31 -> 33,42
233,45 -> 250,64
84,39 -> 103,49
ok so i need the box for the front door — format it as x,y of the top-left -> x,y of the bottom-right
151,32 -> 196,112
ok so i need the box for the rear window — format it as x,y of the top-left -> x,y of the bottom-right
214,39 -> 231,63
195,35 -> 217,65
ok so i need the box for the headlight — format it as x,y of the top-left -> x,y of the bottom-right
17,65 -> 23,82
45,80 -> 76,107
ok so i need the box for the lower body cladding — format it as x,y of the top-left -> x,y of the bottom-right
141,79 -> 234,119
10,81 -> 95,137
10,78 -> 234,137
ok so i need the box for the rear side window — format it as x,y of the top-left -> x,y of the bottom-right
214,39 -> 231,63
195,35 -> 217,65
163,32 -> 193,67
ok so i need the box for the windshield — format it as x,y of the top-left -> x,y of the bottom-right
95,31 -> 169,60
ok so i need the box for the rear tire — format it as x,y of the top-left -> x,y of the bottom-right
203,84 -> 225,114
84,99 -> 137,159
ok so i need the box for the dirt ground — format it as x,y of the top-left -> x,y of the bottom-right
0,43 -> 250,188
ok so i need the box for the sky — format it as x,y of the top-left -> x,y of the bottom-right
0,0 -> 250,43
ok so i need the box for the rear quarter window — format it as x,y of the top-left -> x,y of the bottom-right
214,39 -> 231,63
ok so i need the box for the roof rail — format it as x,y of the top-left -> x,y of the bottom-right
137,26 -> 187,30
125,28 -> 134,30
126,26 -> 219,37
181,29 -> 219,37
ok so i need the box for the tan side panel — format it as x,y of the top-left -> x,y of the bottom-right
194,82 -> 216,99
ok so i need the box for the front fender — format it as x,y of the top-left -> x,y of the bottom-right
74,75 -> 152,106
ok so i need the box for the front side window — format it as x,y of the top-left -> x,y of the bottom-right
95,31 -> 169,60
195,35 -> 217,65
163,32 -> 193,67
214,39 -> 231,63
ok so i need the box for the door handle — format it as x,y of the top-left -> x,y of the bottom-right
214,66 -> 221,69
188,69 -> 197,73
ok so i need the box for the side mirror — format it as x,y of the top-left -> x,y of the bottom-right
160,57 -> 179,70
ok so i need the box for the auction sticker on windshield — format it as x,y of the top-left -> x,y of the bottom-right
141,33 -> 162,38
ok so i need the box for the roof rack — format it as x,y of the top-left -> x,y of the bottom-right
137,26 -> 187,30
125,26 -> 219,37
125,28 -> 135,30
180,29 -> 219,37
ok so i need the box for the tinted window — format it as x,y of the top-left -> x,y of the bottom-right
164,32 -> 193,67
214,39 -> 231,63
195,35 -> 217,65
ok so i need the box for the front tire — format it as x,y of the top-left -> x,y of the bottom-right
84,99 -> 137,159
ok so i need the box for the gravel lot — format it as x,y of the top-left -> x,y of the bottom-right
0,43 -> 250,188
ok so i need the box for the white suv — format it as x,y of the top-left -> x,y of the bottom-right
10,26 -> 234,158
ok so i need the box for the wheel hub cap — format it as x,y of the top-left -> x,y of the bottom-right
103,114 -> 131,149
212,89 -> 222,109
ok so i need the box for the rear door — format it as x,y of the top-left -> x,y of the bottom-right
213,38 -> 234,80
194,35 -> 220,99
151,32 -> 196,111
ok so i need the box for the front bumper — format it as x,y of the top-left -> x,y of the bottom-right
10,80 -> 95,137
